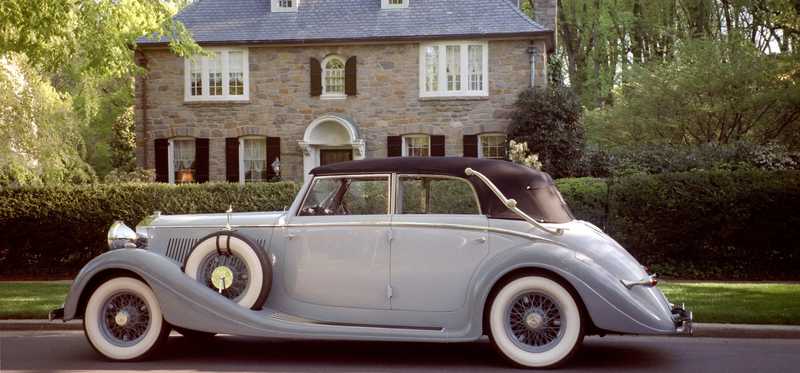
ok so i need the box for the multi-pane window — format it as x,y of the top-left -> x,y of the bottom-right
424,46 -> 439,92
184,49 -> 248,101
479,134 -> 506,160
299,176 -> 389,216
399,176 -> 480,215
468,45 -> 484,91
381,0 -> 408,8
322,57 -> 345,96
189,59 -> 202,96
271,0 -> 298,11
228,51 -> 244,96
208,52 -> 223,96
171,139 -> 196,184
241,137 -> 267,182
402,135 -> 430,157
420,41 -> 488,97
446,46 -> 461,91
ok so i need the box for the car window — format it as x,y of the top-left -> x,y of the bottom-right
398,176 -> 480,215
299,176 -> 389,216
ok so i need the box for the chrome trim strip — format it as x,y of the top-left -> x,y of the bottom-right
144,221 -> 557,244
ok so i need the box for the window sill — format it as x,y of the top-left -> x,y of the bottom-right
183,100 -> 250,106
320,95 -> 347,100
418,95 -> 489,102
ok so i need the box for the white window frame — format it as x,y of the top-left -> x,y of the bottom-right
271,0 -> 298,12
478,133 -> 507,159
381,0 -> 409,9
419,41 -> 488,98
401,134 -> 431,157
167,137 -> 196,184
238,136 -> 269,184
321,55 -> 346,99
184,48 -> 249,102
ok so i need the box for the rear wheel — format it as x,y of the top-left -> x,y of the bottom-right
488,276 -> 584,368
83,277 -> 170,361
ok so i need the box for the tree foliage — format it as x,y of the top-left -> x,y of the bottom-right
585,37 -> 800,148
508,86 -> 585,178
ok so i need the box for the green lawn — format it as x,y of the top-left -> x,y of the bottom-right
0,282 -> 70,319
0,281 -> 798,325
659,281 -> 800,325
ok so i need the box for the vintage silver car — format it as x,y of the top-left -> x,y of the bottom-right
52,157 -> 691,368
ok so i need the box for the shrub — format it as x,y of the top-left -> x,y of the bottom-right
507,86 -> 585,178
0,182 -> 299,277
555,177 -> 607,228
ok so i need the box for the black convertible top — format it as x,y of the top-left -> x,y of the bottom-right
311,157 -> 571,222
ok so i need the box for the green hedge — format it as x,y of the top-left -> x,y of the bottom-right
0,182 -> 299,277
1,171 -> 798,280
558,171 -> 800,280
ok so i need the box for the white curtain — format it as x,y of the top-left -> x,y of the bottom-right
173,140 -> 195,170
244,138 -> 267,181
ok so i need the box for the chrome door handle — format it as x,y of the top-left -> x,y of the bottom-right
476,236 -> 487,244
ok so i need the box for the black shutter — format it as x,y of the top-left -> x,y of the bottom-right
154,139 -> 169,183
266,137 -> 281,179
463,134 -> 478,157
345,56 -> 357,96
387,136 -> 402,157
195,138 -> 210,183
226,138 -> 239,183
431,135 -> 446,157
310,58 -> 322,96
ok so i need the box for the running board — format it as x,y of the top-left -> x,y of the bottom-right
270,311 -> 444,332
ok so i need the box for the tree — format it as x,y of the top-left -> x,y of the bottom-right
585,37 -> 800,149
110,107 -> 137,171
507,86 -> 585,178
0,54 -> 95,186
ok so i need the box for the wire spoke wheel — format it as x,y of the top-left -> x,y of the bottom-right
198,252 -> 250,302
504,291 -> 565,353
99,291 -> 152,347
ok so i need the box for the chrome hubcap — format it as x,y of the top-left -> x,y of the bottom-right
199,253 -> 249,301
505,292 -> 565,352
100,292 -> 150,347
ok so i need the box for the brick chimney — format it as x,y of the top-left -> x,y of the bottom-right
529,0 -> 557,33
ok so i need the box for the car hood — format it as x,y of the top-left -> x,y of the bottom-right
137,211 -> 286,230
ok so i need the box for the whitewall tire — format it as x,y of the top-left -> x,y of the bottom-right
84,277 -> 170,361
489,276 -> 584,368
184,232 -> 271,310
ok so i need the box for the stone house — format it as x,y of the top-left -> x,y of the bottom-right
135,0 -> 556,183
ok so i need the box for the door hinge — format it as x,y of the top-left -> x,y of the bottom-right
387,285 -> 393,299
387,230 -> 393,242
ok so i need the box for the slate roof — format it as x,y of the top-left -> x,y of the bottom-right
138,0 -> 551,46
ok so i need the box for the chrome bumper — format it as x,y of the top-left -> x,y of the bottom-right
672,303 -> 693,335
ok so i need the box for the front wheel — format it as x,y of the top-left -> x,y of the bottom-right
488,276 -> 584,368
83,277 -> 170,361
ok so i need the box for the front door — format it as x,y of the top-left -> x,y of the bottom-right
390,175 -> 489,312
284,174 -> 391,310
320,149 -> 353,166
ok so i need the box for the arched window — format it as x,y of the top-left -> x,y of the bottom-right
322,56 -> 345,97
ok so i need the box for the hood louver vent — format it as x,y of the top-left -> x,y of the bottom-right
166,236 -> 268,264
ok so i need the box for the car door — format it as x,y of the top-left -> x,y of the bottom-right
390,175 -> 489,312
283,174 -> 391,310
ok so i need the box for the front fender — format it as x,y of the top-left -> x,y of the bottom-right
469,242 -> 676,336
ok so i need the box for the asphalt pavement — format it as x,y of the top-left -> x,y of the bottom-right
1,331 -> 799,372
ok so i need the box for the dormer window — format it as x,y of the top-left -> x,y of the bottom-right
272,0 -> 298,12
381,0 -> 408,9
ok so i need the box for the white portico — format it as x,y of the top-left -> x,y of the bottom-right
298,115 -> 366,179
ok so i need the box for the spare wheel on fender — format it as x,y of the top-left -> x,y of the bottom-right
184,231 -> 271,310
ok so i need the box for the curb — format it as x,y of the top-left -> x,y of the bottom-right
2,320 -> 800,339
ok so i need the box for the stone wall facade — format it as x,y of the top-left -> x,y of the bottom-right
135,38 -> 549,181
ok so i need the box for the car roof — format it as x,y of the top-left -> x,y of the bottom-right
311,157 -> 556,220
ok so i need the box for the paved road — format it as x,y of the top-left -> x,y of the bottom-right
1,331 -> 799,372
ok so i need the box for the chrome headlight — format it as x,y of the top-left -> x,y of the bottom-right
107,221 -> 144,250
